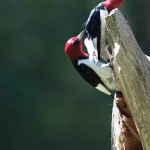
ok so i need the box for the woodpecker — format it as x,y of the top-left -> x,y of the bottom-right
64,31 -> 120,98
84,0 -> 125,62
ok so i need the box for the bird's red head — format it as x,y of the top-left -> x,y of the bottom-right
102,0 -> 125,13
64,31 -> 88,61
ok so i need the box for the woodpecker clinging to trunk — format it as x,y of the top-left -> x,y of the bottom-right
84,0 -> 125,62
64,31 -> 120,98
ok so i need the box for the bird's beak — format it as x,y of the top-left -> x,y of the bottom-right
77,30 -> 85,41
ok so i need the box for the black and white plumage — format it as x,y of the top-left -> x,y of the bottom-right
73,58 -> 120,96
85,3 -> 111,62
84,0 -> 125,62
64,31 -> 120,97
64,0 -> 125,97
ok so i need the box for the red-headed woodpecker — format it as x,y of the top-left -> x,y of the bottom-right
64,31 -> 120,98
85,0 -> 125,62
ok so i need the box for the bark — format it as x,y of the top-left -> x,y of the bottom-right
105,9 -> 150,150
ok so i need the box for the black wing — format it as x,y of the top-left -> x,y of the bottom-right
85,3 -> 106,61
85,8 -> 101,40
73,60 -> 106,88
85,3 -> 105,39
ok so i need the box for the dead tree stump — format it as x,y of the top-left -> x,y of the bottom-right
106,9 -> 150,150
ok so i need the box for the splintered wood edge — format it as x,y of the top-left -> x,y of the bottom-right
106,9 -> 150,149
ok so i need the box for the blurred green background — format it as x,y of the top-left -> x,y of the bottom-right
0,0 -> 149,149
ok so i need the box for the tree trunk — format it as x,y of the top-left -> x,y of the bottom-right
105,9 -> 150,150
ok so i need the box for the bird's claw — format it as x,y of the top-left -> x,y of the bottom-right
108,55 -> 114,68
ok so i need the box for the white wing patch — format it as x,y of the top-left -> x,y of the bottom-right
78,59 -> 102,76
78,59 -> 112,96
99,9 -> 111,61
96,84 -> 111,95
78,59 -> 111,79
78,59 -> 120,92
100,9 -> 108,48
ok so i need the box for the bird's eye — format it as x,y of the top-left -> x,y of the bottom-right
73,40 -> 78,45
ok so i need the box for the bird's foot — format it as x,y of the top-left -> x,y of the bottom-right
108,55 -> 114,68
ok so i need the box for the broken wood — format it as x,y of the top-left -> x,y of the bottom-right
106,9 -> 150,150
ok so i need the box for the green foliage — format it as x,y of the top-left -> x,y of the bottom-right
0,0 -> 149,149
